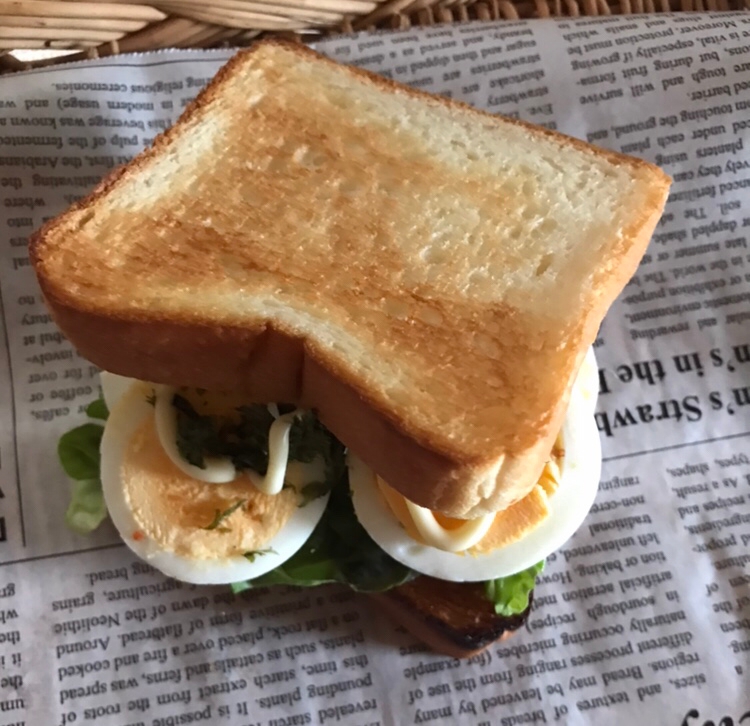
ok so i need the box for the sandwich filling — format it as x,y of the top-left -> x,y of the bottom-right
56,350 -> 599,612
121,415 -> 300,558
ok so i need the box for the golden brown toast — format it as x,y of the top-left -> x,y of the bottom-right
31,40 -> 670,518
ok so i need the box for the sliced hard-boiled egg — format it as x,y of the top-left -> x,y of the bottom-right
100,371 -> 137,411
349,349 -> 601,582
100,379 -> 329,584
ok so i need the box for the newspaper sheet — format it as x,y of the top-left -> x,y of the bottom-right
0,12 -> 749,725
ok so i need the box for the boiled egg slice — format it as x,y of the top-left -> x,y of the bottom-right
100,370 -> 137,411
349,349 -> 601,582
100,379 -> 329,584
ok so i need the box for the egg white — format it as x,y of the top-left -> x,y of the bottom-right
100,371 -> 138,412
100,379 -> 329,585
349,349 -> 601,582
577,347 -> 599,416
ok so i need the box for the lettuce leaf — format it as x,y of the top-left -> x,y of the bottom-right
86,397 -> 109,421
57,398 -> 108,535
58,423 -> 104,481
65,478 -> 108,535
484,561 -> 544,616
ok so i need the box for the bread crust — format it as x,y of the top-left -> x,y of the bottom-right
371,577 -> 530,658
30,40 -> 671,517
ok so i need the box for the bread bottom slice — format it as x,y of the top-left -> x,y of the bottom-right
371,577 -> 531,658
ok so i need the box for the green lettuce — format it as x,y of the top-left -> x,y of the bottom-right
65,478 -> 108,535
484,561 -> 544,616
57,398 -> 108,535
85,397 -> 109,421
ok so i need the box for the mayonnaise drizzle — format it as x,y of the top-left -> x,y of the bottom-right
154,386 -> 237,484
247,412 -> 297,495
405,500 -> 496,553
153,385 -> 297,494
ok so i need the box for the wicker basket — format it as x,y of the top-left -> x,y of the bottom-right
1,0 -> 747,72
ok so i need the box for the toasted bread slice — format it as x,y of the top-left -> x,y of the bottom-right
31,40 -> 670,517
373,577 -> 530,657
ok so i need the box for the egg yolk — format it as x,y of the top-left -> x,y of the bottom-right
121,417 -> 298,559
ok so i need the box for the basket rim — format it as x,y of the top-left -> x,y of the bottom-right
1,0 -> 747,73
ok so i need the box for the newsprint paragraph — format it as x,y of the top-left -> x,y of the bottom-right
1,11 -> 750,726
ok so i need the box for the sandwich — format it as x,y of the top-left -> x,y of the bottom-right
31,40 -> 671,657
